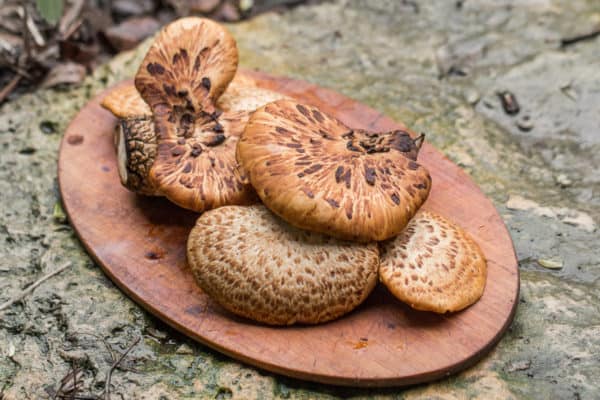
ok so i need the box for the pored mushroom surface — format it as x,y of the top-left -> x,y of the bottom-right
187,205 -> 379,325
379,211 -> 487,313
101,18 -> 287,212
237,99 -> 432,242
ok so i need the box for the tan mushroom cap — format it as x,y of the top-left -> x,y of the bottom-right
237,99 -> 432,242
104,17 -> 286,212
379,211 -> 487,313
101,84 -> 151,118
134,17 -> 238,117
104,76 -> 287,206
187,205 -> 380,325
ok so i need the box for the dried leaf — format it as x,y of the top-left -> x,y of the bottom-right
537,258 -> 563,270
103,16 -> 160,51
190,0 -> 222,13
112,0 -> 156,18
58,0 -> 85,36
41,61 -> 86,88
214,1 -> 241,22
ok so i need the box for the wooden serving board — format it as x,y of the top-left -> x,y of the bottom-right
58,70 -> 519,387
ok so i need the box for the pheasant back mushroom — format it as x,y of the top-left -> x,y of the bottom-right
379,211 -> 487,313
187,205 -> 380,325
101,17 -> 286,212
237,99 -> 432,242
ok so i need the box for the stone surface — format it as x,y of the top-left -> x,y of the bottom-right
1,0 -> 599,398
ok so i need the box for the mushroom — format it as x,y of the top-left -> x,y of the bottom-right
379,211 -> 487,313
100,17 -> 286,212
237,99 -> 431,242
186,205 -> 380,325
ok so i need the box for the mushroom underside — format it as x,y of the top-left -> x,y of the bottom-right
187,205 -> 380,325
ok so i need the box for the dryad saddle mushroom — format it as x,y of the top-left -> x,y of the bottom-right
379,211 -> 487,313
237,99 -> 432,242
101,74 -> 285,197
187,205 -> 380,325
101,17 -> 284,212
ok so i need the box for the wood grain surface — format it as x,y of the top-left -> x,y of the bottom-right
57,70 -> 519,387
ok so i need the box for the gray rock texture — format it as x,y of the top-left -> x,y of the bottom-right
1,0 -> 599,398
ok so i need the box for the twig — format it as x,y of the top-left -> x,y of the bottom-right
561,28 -> 600,47
0,74 -> 22,104
21,5 -> 31,62
59,0 -> 85,36
26,9 -> 45,47
71,331 -> 116,363
52,364 -> 83,400
62,18 -> 83,41
0,262 -> 72,312
104,337 -> 141,400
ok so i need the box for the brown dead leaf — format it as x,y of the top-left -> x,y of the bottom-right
0,31 -> 23,66
41,61 -> 86,88
103,16 -> 160,51
190,0 -> 222,13
112,0 -> 157,18
214,1 -> 241,21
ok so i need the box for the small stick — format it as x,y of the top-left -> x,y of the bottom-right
0,262 -> 72,311
104,337 -> 141,400
0,74 -> 22,104
561,28 -> 600,47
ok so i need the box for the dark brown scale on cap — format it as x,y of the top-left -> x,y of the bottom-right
213,122 -> 224,133
205,133 -> 226,147
238,99 -> 431,242
364,166 -> 376,186
146,62 -> 165,76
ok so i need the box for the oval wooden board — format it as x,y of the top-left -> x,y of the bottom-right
58,70 -> 519,387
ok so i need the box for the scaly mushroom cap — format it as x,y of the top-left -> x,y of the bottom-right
114,17 -> 287,212
379,211 -> 487,313
134,17 -> 238,117
148,110 -> 257,210
237,100 -> 432,242
187,205 -> 380,325
101,84 -> 151,118
103,74 -> 287,203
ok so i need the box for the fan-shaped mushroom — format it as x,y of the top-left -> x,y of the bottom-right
187,205 -> 380,325
237,99 -> 431,242
101,17 -> 285,212
379,211 -> 487,313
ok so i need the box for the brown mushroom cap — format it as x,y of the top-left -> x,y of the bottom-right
134,17 -> 238,117
187,205 -> 380,325
101,84 -> 151,119
237,99 -> 432,242
103,74 -> 287,206
101,17 -> 287,212
379,211 -> 487,313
